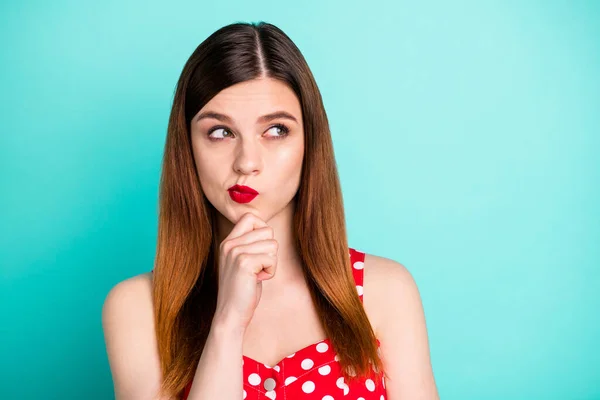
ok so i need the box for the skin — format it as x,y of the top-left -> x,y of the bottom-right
190,77 -> 306,293
190,77 -> 327,366
102,76 -> 439,399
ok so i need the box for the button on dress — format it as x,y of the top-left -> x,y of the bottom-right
181,247 -> 387,399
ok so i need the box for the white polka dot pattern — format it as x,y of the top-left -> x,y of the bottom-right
284,376 -> 297,385
316,342 -> 329,353
180,247 -> 386,400
248,373 -> 261,386
356,285 -> 364,296
301,358 -> 315,370
318,365 -> 331,375
302,380 -> 316,393
366,378 -> 376,391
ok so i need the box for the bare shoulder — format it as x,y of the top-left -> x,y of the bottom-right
102,272 -> 154,333
102,272 -> 165,399
362,253 -> 419,335
103,272 -> 154,313
363,253 -> 439,399
102,272 -> 152,313
363,253 -> 414,287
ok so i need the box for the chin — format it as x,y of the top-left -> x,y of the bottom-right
224,205 -> 265,224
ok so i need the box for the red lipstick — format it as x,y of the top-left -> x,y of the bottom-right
228,184 -> 259,204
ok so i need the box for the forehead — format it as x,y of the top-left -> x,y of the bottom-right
199,78 -> 302,121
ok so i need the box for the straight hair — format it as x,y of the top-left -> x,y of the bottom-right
152,21 -> 384,398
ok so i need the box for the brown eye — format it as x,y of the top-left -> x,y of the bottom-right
208,127 -> 232,140
265,124 -> 290,139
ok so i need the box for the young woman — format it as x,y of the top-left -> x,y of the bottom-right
102,21 -> 439,400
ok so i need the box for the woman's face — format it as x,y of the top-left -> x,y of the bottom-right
190,77 -> 305,225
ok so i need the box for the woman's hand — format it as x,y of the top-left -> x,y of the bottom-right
213,212 -> 279,332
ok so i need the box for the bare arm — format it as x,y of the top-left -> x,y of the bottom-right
185,316 -> 245,399
101,274 -> 245,400
102,274 -> 166,399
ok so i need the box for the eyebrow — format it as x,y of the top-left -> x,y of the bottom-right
196,110 -> 299,124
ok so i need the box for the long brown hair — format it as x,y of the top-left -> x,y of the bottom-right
153,21 -> 384,398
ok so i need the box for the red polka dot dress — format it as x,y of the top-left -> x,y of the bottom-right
182,247 -> 387,399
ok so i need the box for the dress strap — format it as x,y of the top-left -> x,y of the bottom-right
349,247 -> 366,303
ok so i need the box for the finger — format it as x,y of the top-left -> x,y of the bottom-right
230,240 -> 278,260
227,227 -> 274,248
256,269 -> 274,281
238,253 -> 277,280
225,212 -> 268,241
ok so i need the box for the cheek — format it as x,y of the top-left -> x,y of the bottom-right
192,140 -> 214,176
192,151 -> 222,195
272,145 -> 304,185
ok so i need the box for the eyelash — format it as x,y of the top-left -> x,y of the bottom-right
207,124 -> 291,141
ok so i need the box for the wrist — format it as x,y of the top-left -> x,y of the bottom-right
211,314 -> 246,340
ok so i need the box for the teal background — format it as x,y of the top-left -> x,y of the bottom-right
1,0 -> 598,399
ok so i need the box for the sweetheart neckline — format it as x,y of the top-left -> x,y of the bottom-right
242,337 -> 332,368
242,337 -> 381,369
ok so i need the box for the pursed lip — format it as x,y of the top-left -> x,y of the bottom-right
227,184 -> 259,194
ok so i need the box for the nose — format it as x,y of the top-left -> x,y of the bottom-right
232,135 -> 262,175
